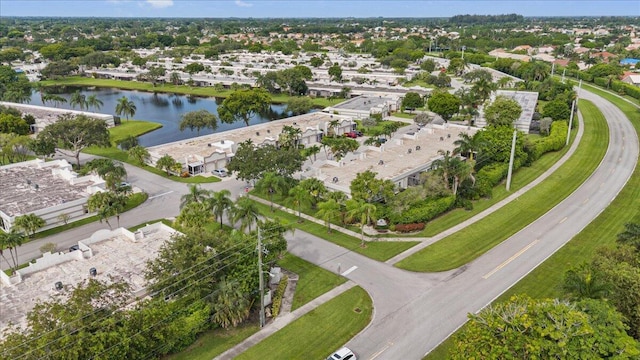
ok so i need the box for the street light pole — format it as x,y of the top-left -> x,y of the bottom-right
258,227 -> 265,328
566,99 -> 576,146
506,129 -> 517,191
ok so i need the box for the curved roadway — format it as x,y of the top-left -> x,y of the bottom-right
6,90 -> 637,360
287,89 -> 639,359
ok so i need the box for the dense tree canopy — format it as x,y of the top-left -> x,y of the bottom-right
227,140 -> 304,182
428,91 -> 461,122
0,66 -> 31,103
37,114 -> 110,167
484,95 -> 522,127
218,88 -> 271,127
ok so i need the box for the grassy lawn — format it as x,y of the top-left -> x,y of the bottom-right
108,120 -> 163,145
163,324 -> 260,360
402,79 -> 435,88
278,253 -> 346,310
235,286 -> 372,360
32,192 -> 148,240
254,201 -> 418,262
355,119 -> 407,136
396,99 -> 608,272
426,81 -> 640,360
390,111 -> 416,119
38,77 -> 343,108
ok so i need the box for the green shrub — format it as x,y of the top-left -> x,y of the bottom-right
390,196 -> 455,224
527,121 -> 568,162
475,163 -> 509,197
271,275 -> 289,318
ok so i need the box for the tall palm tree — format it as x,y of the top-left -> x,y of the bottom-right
288,184 -> 312,222
255,172 -> 288,211
315,199 -> 341,233
346,199 -> 377,247
69,91 -> 87,111
45,94 -> 67,108
563,263 -> 609,300
180,185 -> 211,209
299,177 -> 327,208
471,77 -> 496,105
304,144 -> 321,163
115,96 -> 137,121
170,72 -> 182,85
231,197 -> 261,233
208,190 -> 234,227
13,213 -> 46,238
87,191 -> 117,229
0,230 -> 24,271
86,95 -> 104,111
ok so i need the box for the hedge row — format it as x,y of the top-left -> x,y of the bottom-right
475,162 -> 510,197
394,223 -> 426,233
390,195 -> 455,224
528,121 -> 568,162
271,275 -> 289,318
590,78 -> 640,100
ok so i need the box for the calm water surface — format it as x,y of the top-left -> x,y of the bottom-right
29,87 -> 293,147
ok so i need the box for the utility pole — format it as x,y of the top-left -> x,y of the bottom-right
566,99 -> 576,146
562,68 -> 566,83
506,129 -> 517,191
258,227 -> 265,328
461,45 -> 466,60
551,62 -> 555,76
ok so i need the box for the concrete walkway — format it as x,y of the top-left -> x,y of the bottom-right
214,281 -> 356,360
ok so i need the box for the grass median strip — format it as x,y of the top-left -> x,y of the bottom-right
425,77 -> 640,360
254,201 -> 419,262
235,286 -> 372,360
396,99 -> 608,272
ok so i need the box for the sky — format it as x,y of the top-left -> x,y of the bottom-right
0,0 -> 638,18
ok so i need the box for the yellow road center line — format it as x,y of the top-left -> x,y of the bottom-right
559,217 -> 567,224
482,240 -> 539,279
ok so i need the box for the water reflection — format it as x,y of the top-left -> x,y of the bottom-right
28,87 -> 296,147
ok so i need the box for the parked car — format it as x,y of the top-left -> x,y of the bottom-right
69,245 -> 80,252
378,138 -> 388,144
344,131 -> 358,138
326,347 -> 356,360
354,130 -> 363,137
211,169 -> 227,177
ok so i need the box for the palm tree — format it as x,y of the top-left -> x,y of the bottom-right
115,96 -> 137,121
299,177 -> 327,208
208,190 -> 234,227
328,119 -> 340,136
13,213 -> 46,238
288,185 -> 312,222
0,230 -> 24,271
210,277 -> 250,329
155,154 -> 176,175
346,199 -> 377,247
497,77 -> 511,89
432,150 -> 455,192
231,197 -> 261,233
563,263 -> 609,300
87,191 -> 117,229
617,223 -> 640,250
255,172 -> 288,211
304,144 -> 321,163
471,78 -> 496,105
127,145 -> 150,165
453,132 -> 480,160
69,91 -> 87,111
180,185 -> 211,209
175,202 -> 210,231
170,71 -> 182,85
315,199 -> 341,233
86,95 -> 104,111
44,94 -> 67,108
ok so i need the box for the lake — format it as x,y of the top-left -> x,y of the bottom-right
28,87 -> 294,147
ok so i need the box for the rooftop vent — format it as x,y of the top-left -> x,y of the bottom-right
256,131 -> 260,136
55,281 -> 63,290
89,268 -> 97,277
26,179 -> 31,185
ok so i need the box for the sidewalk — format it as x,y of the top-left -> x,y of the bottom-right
214,281 -> 356,360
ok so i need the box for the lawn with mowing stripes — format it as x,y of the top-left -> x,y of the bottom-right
108,120 -> 162,145
254,201 -> 419,261
277,253 -> 347,310
425,88 -> 639,360
397,99 -> 608,272
235,286 -> 372,360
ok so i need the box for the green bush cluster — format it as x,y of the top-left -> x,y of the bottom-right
527,121 -> 568,162
389,196 -> 455,224
270,275 -> 289,318
611,80 -> 640,100
475,162 -> 510,197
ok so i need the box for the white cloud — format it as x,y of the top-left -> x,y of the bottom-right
235,0 -> 252,7
146,0 -> 174,8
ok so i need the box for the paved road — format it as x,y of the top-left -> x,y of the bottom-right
7,90 -> 637,359
287,89 -> 639,359
1,153 -> 248,270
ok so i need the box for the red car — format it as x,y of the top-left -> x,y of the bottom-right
344,131 -> 358,138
